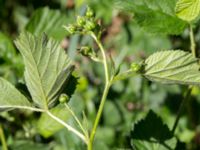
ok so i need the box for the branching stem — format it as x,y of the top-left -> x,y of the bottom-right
46,110 -> 87,143
91,33 -> 110,84
64,103 -> 89,139
88,32 -> 112,150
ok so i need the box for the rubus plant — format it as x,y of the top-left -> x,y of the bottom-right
0,0 -> 200,149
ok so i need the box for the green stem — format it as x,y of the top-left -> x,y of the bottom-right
46,110 -> 87,143
88,33 -> 111,149
189,24 -> 196,57
87,140 -> 93,150
172,87 -> 192,134
91,33 -> 110,84
0,106 -> 45,112
112,69 -> 137,83
89,83 -> 111,145
64,103 -> 88,138
0,125 -> 8,150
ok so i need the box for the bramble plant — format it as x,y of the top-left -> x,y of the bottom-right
0,0 -> 200,149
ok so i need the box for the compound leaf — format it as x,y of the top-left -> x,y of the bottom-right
143,50 -> 200,85
175,0 -> 200,22
0,77 -> 31,110
15,32 -> 73,109
115,0 -> 187,34
26,7 -> 68,40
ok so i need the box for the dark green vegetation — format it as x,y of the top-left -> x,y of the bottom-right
0,0 -> 200,150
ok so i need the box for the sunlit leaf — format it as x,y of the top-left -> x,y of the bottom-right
175,0 -> 200,22
143,50 -> 200,85
15,32 -> 73,109
0,77 -> 31,110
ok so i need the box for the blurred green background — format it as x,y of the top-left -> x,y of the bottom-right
1,0 -> 200,149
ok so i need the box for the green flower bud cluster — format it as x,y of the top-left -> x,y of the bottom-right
63,6 -> 97,34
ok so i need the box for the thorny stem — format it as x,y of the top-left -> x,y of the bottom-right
46,110 -> 87,144
189,24 -> 196,58
172,87 -> 192,134
0,125 -> 8,150
88,32 -> 112,149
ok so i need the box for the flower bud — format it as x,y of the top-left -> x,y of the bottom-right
131,63 -> 141,72
79,46 -> 93,57
86,7 -> 94,18
64,24 -> 76,34
77,16 -> 86,27
84,21 -> 96,31
59,94 -> 69,103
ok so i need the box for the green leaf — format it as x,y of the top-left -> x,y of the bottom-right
131,110 -> 172,141
143,50 -> 200,85
131,138 -> 177,150
10,141 -> 50,150
26,7 -> 68,40
115,0 -> 187,34
131,110 -> 176,150
0,77 -> 31,110
175,0 -> 200,22
37,104 -> 70,138
15,32 -> 73,109
0,32 -> 24,83
0,32 -> 16,63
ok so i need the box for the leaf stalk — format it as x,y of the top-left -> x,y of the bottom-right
0,125 -> 8,150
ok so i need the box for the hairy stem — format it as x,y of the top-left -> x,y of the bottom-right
172,87 -> 192,134
0,125 -> 8,150
189,24 -> 196,57
46,110 -> 86,143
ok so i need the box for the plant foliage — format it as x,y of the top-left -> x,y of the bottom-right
143,50 -> 200,85
15,32 -> 73,109
26,7 -> 68,40
0,77 -> 31,110
131,110 -> 176,150
175,0 -> 200,22
115,0 -> 187,34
